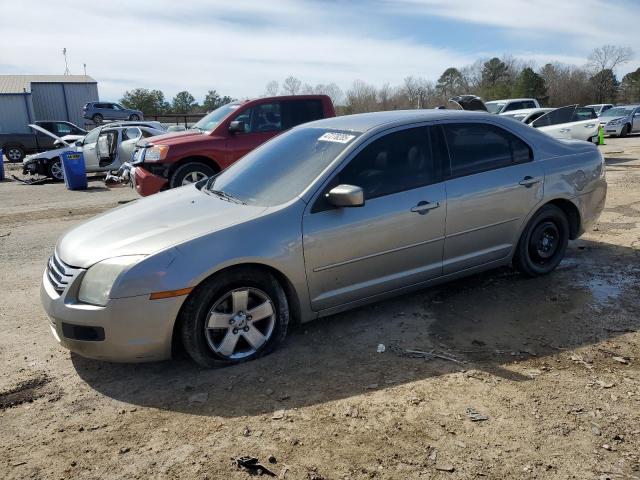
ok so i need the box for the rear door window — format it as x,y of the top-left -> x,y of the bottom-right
573,108 -> 597,121
443,123 -> 532,178
522,101 -> 536,109
281,100 -> 324,130
248,102 -> 281,133
531,106 -> 576,127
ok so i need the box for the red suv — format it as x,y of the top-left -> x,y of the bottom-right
131,95 -> 335,196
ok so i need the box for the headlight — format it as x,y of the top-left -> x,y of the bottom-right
78,256 -> 146,306
608,119 -> 622,126
144,145 -> 169,162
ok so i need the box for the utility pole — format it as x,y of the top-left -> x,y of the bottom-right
83,63 -> 87,76
62,48 -> 70,75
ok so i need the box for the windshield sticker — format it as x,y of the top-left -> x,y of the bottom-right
319,132 -> 356,144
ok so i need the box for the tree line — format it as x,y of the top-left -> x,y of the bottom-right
121,45 -> 640,116
120,88 -> 235,115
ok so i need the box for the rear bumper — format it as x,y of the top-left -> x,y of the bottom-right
41,269 -> 184,362
576,181 -> 607,236
134,166 -> 168,197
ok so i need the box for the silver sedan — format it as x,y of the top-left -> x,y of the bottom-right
41,110 -> 607,366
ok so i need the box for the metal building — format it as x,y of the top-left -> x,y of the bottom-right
0,75 -> 98,133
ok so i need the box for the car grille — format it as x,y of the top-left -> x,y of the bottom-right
47,253 -> 79,294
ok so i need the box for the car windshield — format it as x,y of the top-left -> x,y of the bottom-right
191,103 -> 241,132
485,102 -> 505,114
204,127 -> 360,206
601,107 -> 633,117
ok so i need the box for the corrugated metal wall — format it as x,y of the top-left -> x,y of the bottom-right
31,82 -> 98,127
0,94 -> 34,133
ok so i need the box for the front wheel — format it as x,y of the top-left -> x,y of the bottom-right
92,114 -> 103,125
513,205 -> 569,277
180,268 -> 289,367
47,158 -> 64,181
169,162 -> 216,188
129,114 -> 140,121
620,124 -> 631,138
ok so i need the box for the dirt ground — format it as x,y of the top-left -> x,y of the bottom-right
1,137 -> 639,480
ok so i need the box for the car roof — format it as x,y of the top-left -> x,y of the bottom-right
301,109 -> 500,134
500,108 -> 552,115
485,98 -> 537,103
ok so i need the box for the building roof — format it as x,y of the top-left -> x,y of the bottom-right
0,75 -> 97,94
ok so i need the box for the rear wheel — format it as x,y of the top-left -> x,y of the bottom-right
170,161 -> 216,188
129,114 -> 140,121
47,158 -> 64,181
514,205 -> 569,277
5,146 -> 24,162
180,268 -> 289,367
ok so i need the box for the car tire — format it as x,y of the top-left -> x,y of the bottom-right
513,204 -> 569,277
170,162 -> 216,188
180,267 -> 290,368
620,124 -> 631,138
92,114 -> 103,125
129,114 -> 140,121
5,145 -> 24,162
47,157 -> 64,181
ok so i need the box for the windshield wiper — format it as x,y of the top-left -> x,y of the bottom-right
207,189 -> 246,205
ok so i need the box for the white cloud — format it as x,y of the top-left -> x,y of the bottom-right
1,0 -> 638,102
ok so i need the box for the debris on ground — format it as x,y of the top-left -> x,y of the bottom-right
391,345 -> 465,365
234,457 -> 276,477
465,407 -> 489,422
376,344 -> 386,353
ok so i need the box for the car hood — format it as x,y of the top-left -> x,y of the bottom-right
24,145 -> 75,163
601,116 -> 627,123
29,124 -> 71,146
57,185 -> 267,268
138,130 -> 205,147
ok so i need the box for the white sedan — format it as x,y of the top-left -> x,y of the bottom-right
501,106 -> 599,142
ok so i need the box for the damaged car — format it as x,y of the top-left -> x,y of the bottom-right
23,123 -> 165,181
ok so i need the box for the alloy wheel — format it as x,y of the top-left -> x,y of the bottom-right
205,288 -> 276,359
50,160 -> 64,180
7,148 -> 22,161
181,171 -> 207,185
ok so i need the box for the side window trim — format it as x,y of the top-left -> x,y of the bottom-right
309,122 -> 442,214
439,120 -> 534,181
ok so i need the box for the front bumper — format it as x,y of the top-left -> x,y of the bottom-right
41,267 -> 185,362
133,166 -> 168,197
601,123 -> 624,135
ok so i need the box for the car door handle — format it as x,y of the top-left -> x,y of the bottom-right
559,128 -> 571,133
585,123 -> 596,128
411,201 -> 440,214
519,176 -> 541,187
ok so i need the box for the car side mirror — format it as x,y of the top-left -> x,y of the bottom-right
326,184 -> 364,208
229,120 -> 246,134
75,140 -> 83,146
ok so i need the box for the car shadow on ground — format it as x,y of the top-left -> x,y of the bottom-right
72,239 -> 640,418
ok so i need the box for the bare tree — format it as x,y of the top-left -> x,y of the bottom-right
345,79 -> 378,113
264,80 -> 279,97
316,82 -> 343,105
281,76 -> 302,95
587,45 -> 633,73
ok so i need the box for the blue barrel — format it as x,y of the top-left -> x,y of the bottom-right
61,151 -> 87,190
0,148 -> 5,181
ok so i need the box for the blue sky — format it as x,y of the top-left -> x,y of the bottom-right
1,0 -> 639,102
